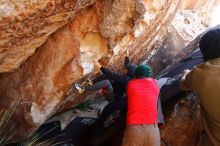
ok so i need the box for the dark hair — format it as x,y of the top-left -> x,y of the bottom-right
127,64 -> 137,77
199,28 -> 220,61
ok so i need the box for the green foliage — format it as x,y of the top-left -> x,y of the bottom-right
0,99 -> 73,146
22,124 -> 60,146
0,100 -> 20,146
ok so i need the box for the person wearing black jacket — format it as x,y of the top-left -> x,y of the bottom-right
99,61 -> 137,100
75,56 -> 137,102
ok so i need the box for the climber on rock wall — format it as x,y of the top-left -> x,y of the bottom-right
121,64 -> 160,146
74,56 -> 137,102
180,28 -> 220,146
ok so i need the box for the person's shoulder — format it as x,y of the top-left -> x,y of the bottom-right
148,77 -> 156,80
191,61 -> 220,78
148,78 -> 159,85
127,78 -> 140,85
145,78 -> 157,82
200,58 -> 220,69
129,78 -> 153,84
128,79 -> 136,83
190,63 -> 207,75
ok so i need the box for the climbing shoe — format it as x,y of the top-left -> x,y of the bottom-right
74,83 -> 85,93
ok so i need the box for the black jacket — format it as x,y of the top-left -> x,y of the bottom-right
100,67 -> 131,100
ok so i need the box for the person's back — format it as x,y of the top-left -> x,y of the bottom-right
127,78 -> 159,125
182,59 -> 220,145
121,64 -> 160,146
180,28 -> 220,145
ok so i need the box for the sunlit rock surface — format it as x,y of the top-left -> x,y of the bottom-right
181,0 -> 219,10
181,0 -> 220,27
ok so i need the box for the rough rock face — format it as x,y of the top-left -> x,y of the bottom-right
148,0 -> 220,75
0,0 -> 95,73
0,26 -> 84,138
161,94 -> 202,146
149,10 -> 207,75
0,0 -> 184,139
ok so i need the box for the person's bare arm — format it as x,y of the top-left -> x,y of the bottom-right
93,60 -> 102,74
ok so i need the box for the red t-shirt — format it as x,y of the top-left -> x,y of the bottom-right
126,78 -> 160,125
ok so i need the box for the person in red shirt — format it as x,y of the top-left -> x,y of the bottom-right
121,64 -> 160,146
